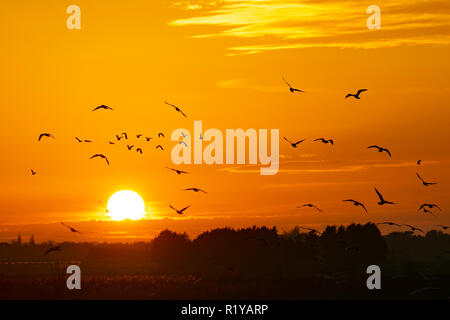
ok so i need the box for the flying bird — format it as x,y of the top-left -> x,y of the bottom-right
435,225 -> 449,230
314,138 -> 334,145
44,246 -> 61,255
89,154 -> 110,166
377,222 -> 402,227
421,208 -> 436,217
38,133 -> 55,141
282,77 -> 304,93
165,101 -> 187,117
156,145 -> 164,151
181,131 -> 189,139
75,137 -> 82,143
342,199 -> 367,213
297,203 -> 322,212
179,141 -> 188,147
283,137 -> 306,148
417,160 -> 422,165
127,145 -> 134,150
298,226 -> 321,234
183,188 -> 207,194
416,173 -> 437,186
345,89 -> 368,99
136,148 -> 143,154
158,132 -> 165,138
92,105 -> 113,111
166,167 -> 188,175
31,169 -> 38,175
121,133 -> 128,140
368,145 -> 391,157
99,201 -> 109,214
136,134 -> 143,138
109,141 -> 115,145
169,205 -> 191,215
84,139 -> 93,143
403,224 -> 424,233
418,203 -> 441,211
145,137 -> 152,141
61,222 -> 83,234
374,188 -> 395,205
116,135 -> 123,141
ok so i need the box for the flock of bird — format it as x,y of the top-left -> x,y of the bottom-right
281,77 -> 446,235
33,78 -> 447,254
34,101 -> 204,254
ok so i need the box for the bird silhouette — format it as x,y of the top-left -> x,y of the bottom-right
179,141 -> 188,147
403,224 -> 424,233
416,173 -> 437,186
31,169 -> 38,175
297,204 -> 322,212
146,137 -> 152,141
38,133 -> 55,141
181,131 -> 189,139
109,141 -> 115,145
169,205 -> 191,215
165,101 -> 187,117
283,77 -> 304,93
84,139 -> 93,143
121,132 -> 128,140
417,160 -> 422,165
374,187 -> 395,205
342,199 -> 367,213
377,222 -> 402,227
167,167 -> 188,175
127,145 -> 134,150
99,201 -> 109,214
283,137 -> 306,148
116,135 -> 123,141
75,137 -> 82,143
368,145 -> 391,157
90,154 -> 110,166
158,132 -> 165,138
435,224 -> 449,230
92,105 -> 113,111
136,134 -> 142,138
136,148 -> 143,154
44,246 -> 61,255
418,203 -> 441,211
298,226 -> 321,234
156,145 -> 164,150
183,188 -> 207,194
421,208 -> 436,217
61,222 -> 83,234
345,89 -> 367,99
314,138 -> 334,145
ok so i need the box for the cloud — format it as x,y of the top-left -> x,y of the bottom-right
170,0 -> 450,54
219,159 -> 441,174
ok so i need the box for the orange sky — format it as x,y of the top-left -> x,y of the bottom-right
0,0 -> 449,242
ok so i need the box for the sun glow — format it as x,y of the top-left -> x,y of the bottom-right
106,190 -> 147,221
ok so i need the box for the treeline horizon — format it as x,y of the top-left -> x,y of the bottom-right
2,223 -> 449,267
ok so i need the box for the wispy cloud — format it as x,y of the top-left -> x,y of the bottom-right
219,159 -> 441,174
170,0 -> 450,54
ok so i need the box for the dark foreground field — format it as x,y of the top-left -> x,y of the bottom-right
0,274 -> 449,300
1,223 -> 449,299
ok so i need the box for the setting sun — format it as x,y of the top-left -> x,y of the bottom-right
106,190 -> 147,221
